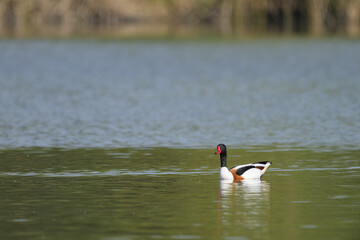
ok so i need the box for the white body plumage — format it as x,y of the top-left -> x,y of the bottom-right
215,144 -> 271,181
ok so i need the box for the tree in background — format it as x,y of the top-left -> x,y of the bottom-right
0,0 -> 359,37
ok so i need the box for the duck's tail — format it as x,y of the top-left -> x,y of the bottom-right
261,161 -> 272,175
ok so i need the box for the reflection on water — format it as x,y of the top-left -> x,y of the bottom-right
219,179 -> 270,199
219,180 -> 270,238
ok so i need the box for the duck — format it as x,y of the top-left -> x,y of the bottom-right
215,143 -> 272,181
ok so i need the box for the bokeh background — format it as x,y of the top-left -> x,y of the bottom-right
1,0 -> 359,38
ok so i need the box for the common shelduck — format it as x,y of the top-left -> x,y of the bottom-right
215,144 -> 272,181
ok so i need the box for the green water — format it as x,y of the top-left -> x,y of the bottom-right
1,147 -> 359,240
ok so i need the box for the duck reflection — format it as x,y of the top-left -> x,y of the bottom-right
218,180 -> 270,237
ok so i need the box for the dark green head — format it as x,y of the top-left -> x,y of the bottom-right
215,143 -> 227,155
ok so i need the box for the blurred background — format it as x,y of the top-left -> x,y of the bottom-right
0,0 -> 359,38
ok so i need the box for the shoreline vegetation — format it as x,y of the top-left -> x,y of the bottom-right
0,0 -> 359,38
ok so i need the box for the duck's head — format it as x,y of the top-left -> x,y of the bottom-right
215,143 -> 227,155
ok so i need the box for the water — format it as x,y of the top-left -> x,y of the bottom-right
0,147 -> 359,240
0,39 -> 359,239
0,39 -> 359,149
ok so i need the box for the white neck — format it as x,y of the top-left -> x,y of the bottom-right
219,167 -> 234,180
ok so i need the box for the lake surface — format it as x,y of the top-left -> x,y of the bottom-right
0,39 -> 359,149
0,39 -> 359,239
0,147 -> 359,240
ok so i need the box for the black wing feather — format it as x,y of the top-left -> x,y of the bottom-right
253,161 -> 271,165
236,166 -> 255,176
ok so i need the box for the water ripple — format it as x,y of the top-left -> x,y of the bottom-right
0,40 -> 359,149
0,169 -> 217,177
270,166 -> 360,172
1,165 -> 358,177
